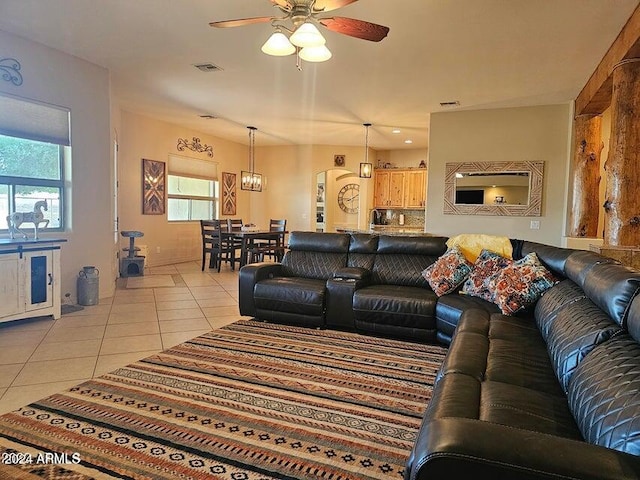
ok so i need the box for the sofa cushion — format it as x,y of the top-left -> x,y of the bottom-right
280,231 -> 350,279
353,284 -> 437,330
546,297 -> 623,393
480,380 -> 583,439
461,249 -> 512,302
627,295 -> 640,343
347,233 -> 378,270
281,250 -> 348,280
519,241 -> 574,277
486,315 -> 566,396
254,277 -> 326,316
490,252 -> 558,315
535,279 -> 586,340
568,334 -> 640,455
435,294 -> 500,345
564,250 -> 618,289
581,262 -> 640,327
371,236 -> 447,286
421,246 -> 473,296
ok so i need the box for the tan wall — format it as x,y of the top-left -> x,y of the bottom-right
1,29 -> 114,301
427,104 -> 572,246
118,111 -> 248,266
255,144 -> 375,232
377,148 -> 428,169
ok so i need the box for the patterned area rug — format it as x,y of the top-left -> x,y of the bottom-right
0,320 -> 447,480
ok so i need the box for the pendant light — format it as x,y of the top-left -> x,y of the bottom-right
241,126 -> 262,192
359,123 -> 373,178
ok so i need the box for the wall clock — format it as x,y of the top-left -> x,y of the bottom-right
338,183 -> 360,214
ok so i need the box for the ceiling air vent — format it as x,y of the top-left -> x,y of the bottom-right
193,63 -> 222,72
199,114 -> 217,119
440,100 -> 460,107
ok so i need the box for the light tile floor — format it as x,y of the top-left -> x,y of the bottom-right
0,261 -> 244,414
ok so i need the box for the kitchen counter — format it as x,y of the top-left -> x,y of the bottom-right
335,227 -> 433,236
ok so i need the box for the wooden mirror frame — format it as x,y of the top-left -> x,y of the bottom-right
444,161 -> 544,216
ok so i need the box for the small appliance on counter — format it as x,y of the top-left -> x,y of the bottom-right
370,209 -> 387,226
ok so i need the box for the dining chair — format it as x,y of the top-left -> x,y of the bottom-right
249,219 -> 287,263
224,218 -> 244,269
200,219 -> 224,272
226,218 -> 243,231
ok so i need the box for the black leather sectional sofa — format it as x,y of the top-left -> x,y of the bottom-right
238,231 -> 640,479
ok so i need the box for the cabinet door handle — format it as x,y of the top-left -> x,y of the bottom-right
48,273 -> 53,286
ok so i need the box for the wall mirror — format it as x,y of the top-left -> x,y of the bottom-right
444,161 -> 544,216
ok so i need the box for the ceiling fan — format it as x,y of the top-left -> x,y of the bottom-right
210,0 -> 390,63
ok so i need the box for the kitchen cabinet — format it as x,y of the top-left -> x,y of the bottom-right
374,168 -> 426,209
0,240 -> 65,324
374,170 -> 405,208
405,170 -> 427,208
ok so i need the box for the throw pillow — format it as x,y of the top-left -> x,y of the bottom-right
491,252 -> 559,315
461,249 -> 513,302
446,233 -> 513,262
421,247 -> 474,296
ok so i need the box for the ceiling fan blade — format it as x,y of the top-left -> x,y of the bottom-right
313,0 -> 359,13
270,0 -> 293,9
319,17 -> 389,42
209,16 -> 274,28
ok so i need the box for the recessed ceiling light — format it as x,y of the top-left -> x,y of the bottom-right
404,139 -> 413,144
392,129 -> 401,134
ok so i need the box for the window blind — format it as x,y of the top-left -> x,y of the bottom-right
0,93 -> 71,146
168,154 -> 218,180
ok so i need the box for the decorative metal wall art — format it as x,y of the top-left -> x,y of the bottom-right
221,172 -> 237,215
176,137 -> 214,157
142,159 -> 166,215
0,58 -> 23,86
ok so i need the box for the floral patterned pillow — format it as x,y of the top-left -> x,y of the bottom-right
421,247 -> 474,296
461,249 -> 513,302
491,252 -> 559,315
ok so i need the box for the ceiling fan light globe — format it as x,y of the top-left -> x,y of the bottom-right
289,22 -> 326,47
299,44 -> 332,62
261,31 -> 296,56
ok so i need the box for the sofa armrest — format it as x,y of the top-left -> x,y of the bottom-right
239,263 -> 286,317
406,417 -> 640,480
333,266 -> 372,282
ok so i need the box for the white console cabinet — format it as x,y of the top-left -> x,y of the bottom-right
0,239 -> 65,324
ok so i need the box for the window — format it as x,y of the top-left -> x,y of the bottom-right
0,94 -> 69,232
167,175 -> 218,221
167,154 -> 219,221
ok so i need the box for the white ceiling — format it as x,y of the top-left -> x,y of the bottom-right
0,0 -> 637,149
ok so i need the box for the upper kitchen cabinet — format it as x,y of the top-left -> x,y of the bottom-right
374,170 -> 405,208
374,168 -> 426,209
405,170 -> 427,208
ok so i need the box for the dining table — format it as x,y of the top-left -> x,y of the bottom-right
222,228 -> 288,268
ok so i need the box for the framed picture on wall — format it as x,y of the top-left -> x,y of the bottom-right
142,158 -> 166,215
222,172 -> 237,215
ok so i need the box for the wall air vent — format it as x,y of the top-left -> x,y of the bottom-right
193,63 -> 223,72
440,100 -> 460,107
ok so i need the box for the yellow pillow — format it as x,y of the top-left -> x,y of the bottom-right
446,234 -> 513,263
